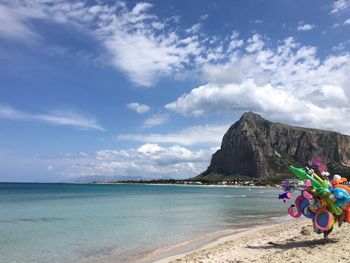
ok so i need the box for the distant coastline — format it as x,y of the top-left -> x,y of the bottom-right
75,178 -> 277,187
0,180 -> 278,187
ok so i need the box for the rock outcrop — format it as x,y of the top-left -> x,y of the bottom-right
197,112 -> 350,181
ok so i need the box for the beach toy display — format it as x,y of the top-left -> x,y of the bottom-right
279,162 -> 350,238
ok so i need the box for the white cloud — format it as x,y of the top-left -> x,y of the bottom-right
200,54 -> 258,84
165,36 -> 350,135
345,19 -> 350,25
0,105 -> 104,131
94,144 -> 209,176
227,31 -> 244,53
200,14 -> 208,20
137,143 -> 162,154
331,0 -> 350,14
91,3 -> 202,87
0,1 -> 95,40
1,1 -> 203,87
0,1 -> 349,92
0,4 -> 40,40
185,23 -> 201,34
56,144 -> 212,179
2,1 -> 350,137
116,124 -> 229,146
297,22 -> 315,31
127,102 -> 150,114
142,114 -> 168,128
332,40 -> 350,51
245,34 -> 264,53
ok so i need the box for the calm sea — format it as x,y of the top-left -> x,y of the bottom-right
0,183 -> 287,263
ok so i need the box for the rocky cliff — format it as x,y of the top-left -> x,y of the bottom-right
197,112 -> 350,181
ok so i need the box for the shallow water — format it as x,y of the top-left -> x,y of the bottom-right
0,183 -> 288,263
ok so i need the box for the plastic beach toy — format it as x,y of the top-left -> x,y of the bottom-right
314,209 -> 334,231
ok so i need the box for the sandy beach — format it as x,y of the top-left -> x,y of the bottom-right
151,219 -> 350,263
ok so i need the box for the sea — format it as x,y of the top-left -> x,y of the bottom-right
0,183 -> 289,263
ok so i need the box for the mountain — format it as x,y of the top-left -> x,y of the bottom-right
196,112 -> 350,182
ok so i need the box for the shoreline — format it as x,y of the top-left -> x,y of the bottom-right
138,216 -> 293,263
138,228 -> 250,263
66,182 -> 277,189
1,181 -> 278,189
147,218 -> 350,263
79,215 -> 291,263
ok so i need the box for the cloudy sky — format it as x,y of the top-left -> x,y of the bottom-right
0,0 -> 349,182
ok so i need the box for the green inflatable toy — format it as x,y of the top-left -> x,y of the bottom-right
288,165 -> 342,216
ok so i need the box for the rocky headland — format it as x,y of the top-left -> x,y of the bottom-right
197,112 -> 350,183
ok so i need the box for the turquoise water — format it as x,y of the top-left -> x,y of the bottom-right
0,183 -> 287,263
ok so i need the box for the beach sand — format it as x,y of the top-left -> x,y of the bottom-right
152,219 -> 350,263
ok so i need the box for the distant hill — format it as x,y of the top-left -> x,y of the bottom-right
196,112 -> 350,183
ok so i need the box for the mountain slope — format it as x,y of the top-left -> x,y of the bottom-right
196,112 -> 350,182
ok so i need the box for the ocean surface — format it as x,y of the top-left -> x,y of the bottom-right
0,183 -> 288,263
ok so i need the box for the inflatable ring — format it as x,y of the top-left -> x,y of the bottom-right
313,209 -> 334,231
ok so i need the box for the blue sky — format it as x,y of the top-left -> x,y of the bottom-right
0,0 -> 350,182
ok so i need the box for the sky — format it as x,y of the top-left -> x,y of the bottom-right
0,0 -> 350,182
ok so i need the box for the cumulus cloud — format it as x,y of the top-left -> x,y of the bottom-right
345,19 -> 350,25
0,1 -> 269,88
3,1 -> 341,93
2,1 -> 350,136
137,143 -> 162,154
56,144 -> 212,179
116,124 -> 229,146
297,22 -> 315,31
127,102 -> 150,114
0,105 -> 104,131
165,36 -> 350,135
